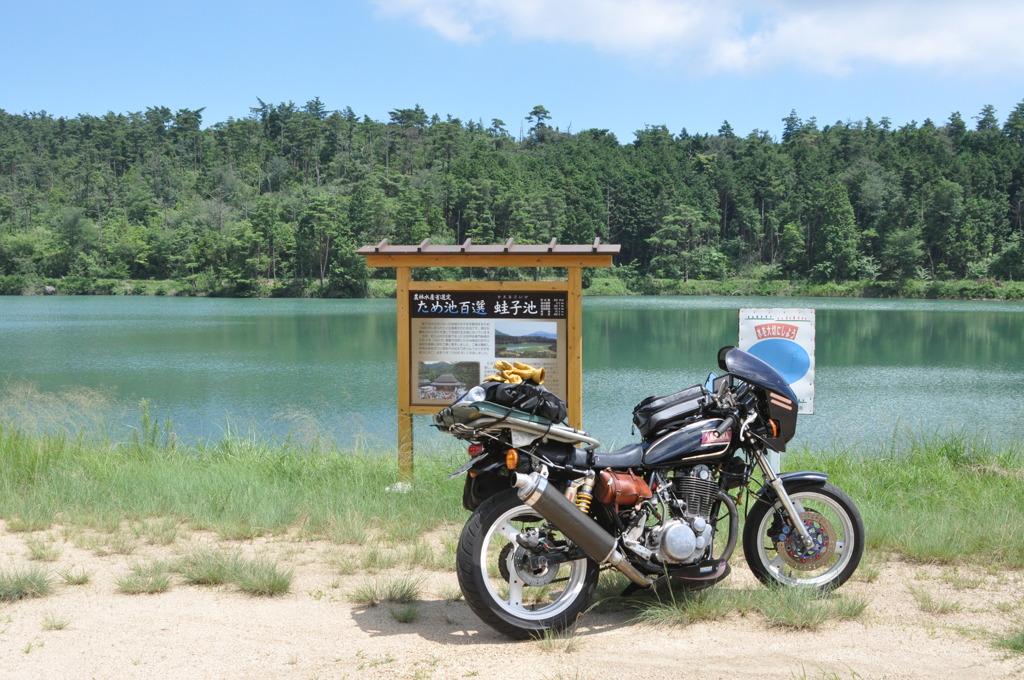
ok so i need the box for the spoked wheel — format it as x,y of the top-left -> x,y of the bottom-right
456,488 -> 599,639
743,480 -> 864,590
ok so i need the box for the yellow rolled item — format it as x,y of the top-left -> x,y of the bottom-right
483,371 -> 524,383
484,360 -> 545,385
510,361 -> 546,385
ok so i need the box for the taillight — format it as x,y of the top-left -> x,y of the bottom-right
468,444 -> 484,457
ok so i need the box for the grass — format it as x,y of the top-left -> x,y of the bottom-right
25,535 -> 62,562
175,547 -> 293,596
349,574 -> 424,623
4,416 -> 1022,570
906,584 -> 962,615
995,629 -> 1024,654
535,626 -> 585,653
349,574 -> 423,607
116,560 -> 173,594
134,518 -> 180,546
786,431 -> 1024,567
387,604 -> 420,623
232,556 -> 293,597
439,584 -> 464,603
4,411 -> 1023,569
940,567 -> 985,590
634,587 -> 738,626
2,418 -> 1024,655
757,587 -> 868,630
0,419 -> 465,545
57,567 -> 92,586
42,612 -> 72,631
634,585 -> 869,631
176,547 -> 240,586
0,565 -> 54,602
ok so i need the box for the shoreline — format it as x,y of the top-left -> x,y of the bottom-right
3,274 -> 1023,301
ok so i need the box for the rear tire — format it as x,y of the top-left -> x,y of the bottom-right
456,488 -> 599,639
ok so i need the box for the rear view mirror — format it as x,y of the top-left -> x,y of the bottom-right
717,346 -> 735,372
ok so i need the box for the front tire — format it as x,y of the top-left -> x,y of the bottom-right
743,480 -> 864,590
456,488 -> 599,639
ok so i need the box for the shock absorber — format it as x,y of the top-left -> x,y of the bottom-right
574,471 -> 596,514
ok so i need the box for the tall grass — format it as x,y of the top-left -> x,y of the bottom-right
0,418 -> 465,542
785,431 -> 1024,566
3,412 -> 1024,567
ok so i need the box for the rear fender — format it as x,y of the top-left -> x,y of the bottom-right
462,471 -> 510,512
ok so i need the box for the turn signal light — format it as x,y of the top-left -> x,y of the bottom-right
505,449 -> 519,470
468,444 -> 484,457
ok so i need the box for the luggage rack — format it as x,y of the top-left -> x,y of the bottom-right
434,400 -> 602,450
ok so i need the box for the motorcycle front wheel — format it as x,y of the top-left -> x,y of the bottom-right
742,480 -> 864,590
456,488 -> 599,639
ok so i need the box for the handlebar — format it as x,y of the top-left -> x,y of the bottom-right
714,414 -> 737,438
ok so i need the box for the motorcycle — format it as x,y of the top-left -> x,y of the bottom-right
433,346 -> 864,639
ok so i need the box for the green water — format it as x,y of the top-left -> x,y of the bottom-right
1,295 -> 1022,452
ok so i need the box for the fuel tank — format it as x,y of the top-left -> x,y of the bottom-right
642,417 -> 733,467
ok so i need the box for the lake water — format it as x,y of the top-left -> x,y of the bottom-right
2,295 -> 1022,453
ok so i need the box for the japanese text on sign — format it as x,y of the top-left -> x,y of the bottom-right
411,291 -> 567,319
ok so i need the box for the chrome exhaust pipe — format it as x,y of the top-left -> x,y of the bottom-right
513,472 -> 653,588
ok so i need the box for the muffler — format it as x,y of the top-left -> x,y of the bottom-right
513,472 -> 653,588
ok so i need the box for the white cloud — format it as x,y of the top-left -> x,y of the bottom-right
372,0 -> 1024,74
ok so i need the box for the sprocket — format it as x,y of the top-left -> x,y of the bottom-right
498,542 -> 559,586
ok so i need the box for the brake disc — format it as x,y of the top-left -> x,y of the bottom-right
775,510 -> 837,571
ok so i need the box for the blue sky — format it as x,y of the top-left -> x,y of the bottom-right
3,0 -> 1023,141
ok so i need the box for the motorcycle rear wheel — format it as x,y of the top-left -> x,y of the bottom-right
456,488 -> 599,639
743,480 -> 864,590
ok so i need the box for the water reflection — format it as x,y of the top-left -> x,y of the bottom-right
1,295 -> 1022,452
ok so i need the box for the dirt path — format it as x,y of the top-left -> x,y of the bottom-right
1,523 -> 1022,680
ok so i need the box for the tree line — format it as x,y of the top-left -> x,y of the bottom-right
1,98 -> 1023,296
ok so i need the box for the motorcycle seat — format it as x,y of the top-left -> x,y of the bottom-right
591,443 -> 645,470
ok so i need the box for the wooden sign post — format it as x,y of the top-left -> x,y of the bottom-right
357,238 -> 619,483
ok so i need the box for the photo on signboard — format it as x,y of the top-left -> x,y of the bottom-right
494,321 -> 558,359
417,361 -> 480,401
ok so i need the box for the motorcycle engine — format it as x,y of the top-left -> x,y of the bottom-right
649,465 -> 718,565
650,516 -> 713,564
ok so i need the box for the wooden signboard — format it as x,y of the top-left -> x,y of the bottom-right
358,238 -> 618,482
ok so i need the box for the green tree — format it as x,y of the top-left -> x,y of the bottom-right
646,205 -> 716,280
777,222 -> 806,277
1004,100 -> 1024,143
812,183 -> 859,281
297,193 -> 346,284
880,225 -> 924,281
48,208 -> 99,277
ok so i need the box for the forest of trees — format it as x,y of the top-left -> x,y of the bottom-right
2,98 -> 1023,297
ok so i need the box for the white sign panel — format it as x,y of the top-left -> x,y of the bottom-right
738,309 -> 815,414
409,290 -> 567,406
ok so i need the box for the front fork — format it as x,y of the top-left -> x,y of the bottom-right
749,443 -> 818,550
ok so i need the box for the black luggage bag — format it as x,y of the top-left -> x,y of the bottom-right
632,384 -> 709,440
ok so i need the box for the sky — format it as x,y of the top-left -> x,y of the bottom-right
2,0 -> 1023,142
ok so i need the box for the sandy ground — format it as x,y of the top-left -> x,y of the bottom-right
1,521 -> 1023,680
